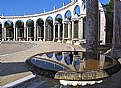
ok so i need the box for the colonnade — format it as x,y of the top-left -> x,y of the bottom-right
0,0 -> 106,45
0,17 -> 84,45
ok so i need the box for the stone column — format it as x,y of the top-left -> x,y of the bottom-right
68,22 -> 71,39
113,0 -> 121,50
99,9 -> 106,45
43,22 -> 46,41
26,27 -> 28,41
53,24 -> 56,42
39,27 -> 42,41
36,26 -> 39,41
50,25 -> 52,41
13,24 -> 16,41
2,28 -> 6,41
24,23 -> 26,40
62,23 -> 65,43
86,0 -> 98,53
2,27 -> 4,41
72,20 -> 74,40
47,25 -> 50,41
16,27 -> 18,41
4,28 -> 6,41
34,24 -> 36,41
58,24 -> 61,40
78,17 -> 83,39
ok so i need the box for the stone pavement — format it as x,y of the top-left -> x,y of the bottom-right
1,41 -> 121,88
0,41 -> 73,86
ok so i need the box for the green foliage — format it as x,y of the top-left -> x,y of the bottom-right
103,0 -> 114,43
64,24 -> 68,38
37,19 -> 44,27
83,17 -> 86,39
74,21 -> 78,38
0,24 -> 2,27
27,20 -> 34,27
56,18 -> 62,24
16,20 -> 24,28
4,21 -> 13,28
46,19 -> 53,26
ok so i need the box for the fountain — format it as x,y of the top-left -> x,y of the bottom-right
25,0 -> 121,86
25,51 -> 121,86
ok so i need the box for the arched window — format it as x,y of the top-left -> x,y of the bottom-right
4,20 -> 14,40
46,16 -> 53,41
26,19 -> 34,40
36,18 -> 44,41
15,20 -> 24,40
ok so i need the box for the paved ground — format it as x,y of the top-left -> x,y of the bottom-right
0,41 -> 121,88
0,43 -> 27,55
14,70 -> 121,88
0,41 -> 73,86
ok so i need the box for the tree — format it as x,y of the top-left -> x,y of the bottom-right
16,20 -> 24,28
103,0 -> 114,43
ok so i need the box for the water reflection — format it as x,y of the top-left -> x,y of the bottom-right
64,52 -> 72,65
25,51 -> 119,87
36,53 -> 43,57
100,54 -> 106,69
46,53 -> 54,58
32,51 -> 112,72
31,59 -> 65,71
55,52 -> 63,61
74,57 -> 85,72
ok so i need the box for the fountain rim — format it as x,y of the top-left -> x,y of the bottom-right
25,51 -> 121,81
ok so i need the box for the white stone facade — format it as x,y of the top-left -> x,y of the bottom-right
0,0 -> 106,45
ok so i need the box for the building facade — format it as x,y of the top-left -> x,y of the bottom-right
0,0 -> 106,45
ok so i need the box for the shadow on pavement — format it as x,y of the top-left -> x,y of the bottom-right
0,62 -> 29,76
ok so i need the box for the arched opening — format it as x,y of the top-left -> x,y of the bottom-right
74,58 -> 81,71
56,52 -> 63,61
64,52 -> 72,65
46,52 -> 54,58
4,20 -> 14,40
26,19 -> 34,41
73,5 -> 81,38
36,18 -> 44,41
0,23 -> 2,40
15,20 -> 24,40
46,16 -> 53,41
65,10 -> 72,21
83,0 -> 86,9
55,14 -> 63,42
64,10 -> 72,41
65,10 -> 72,20
74,5 -> 80,16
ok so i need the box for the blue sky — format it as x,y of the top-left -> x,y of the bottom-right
0,0 -> 110,16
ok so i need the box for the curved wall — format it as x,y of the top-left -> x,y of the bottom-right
0,0 -> 106,45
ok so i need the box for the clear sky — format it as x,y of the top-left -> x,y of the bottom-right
0,0 -> 110,16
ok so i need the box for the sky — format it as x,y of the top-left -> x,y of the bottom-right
0,0 -> 110,16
